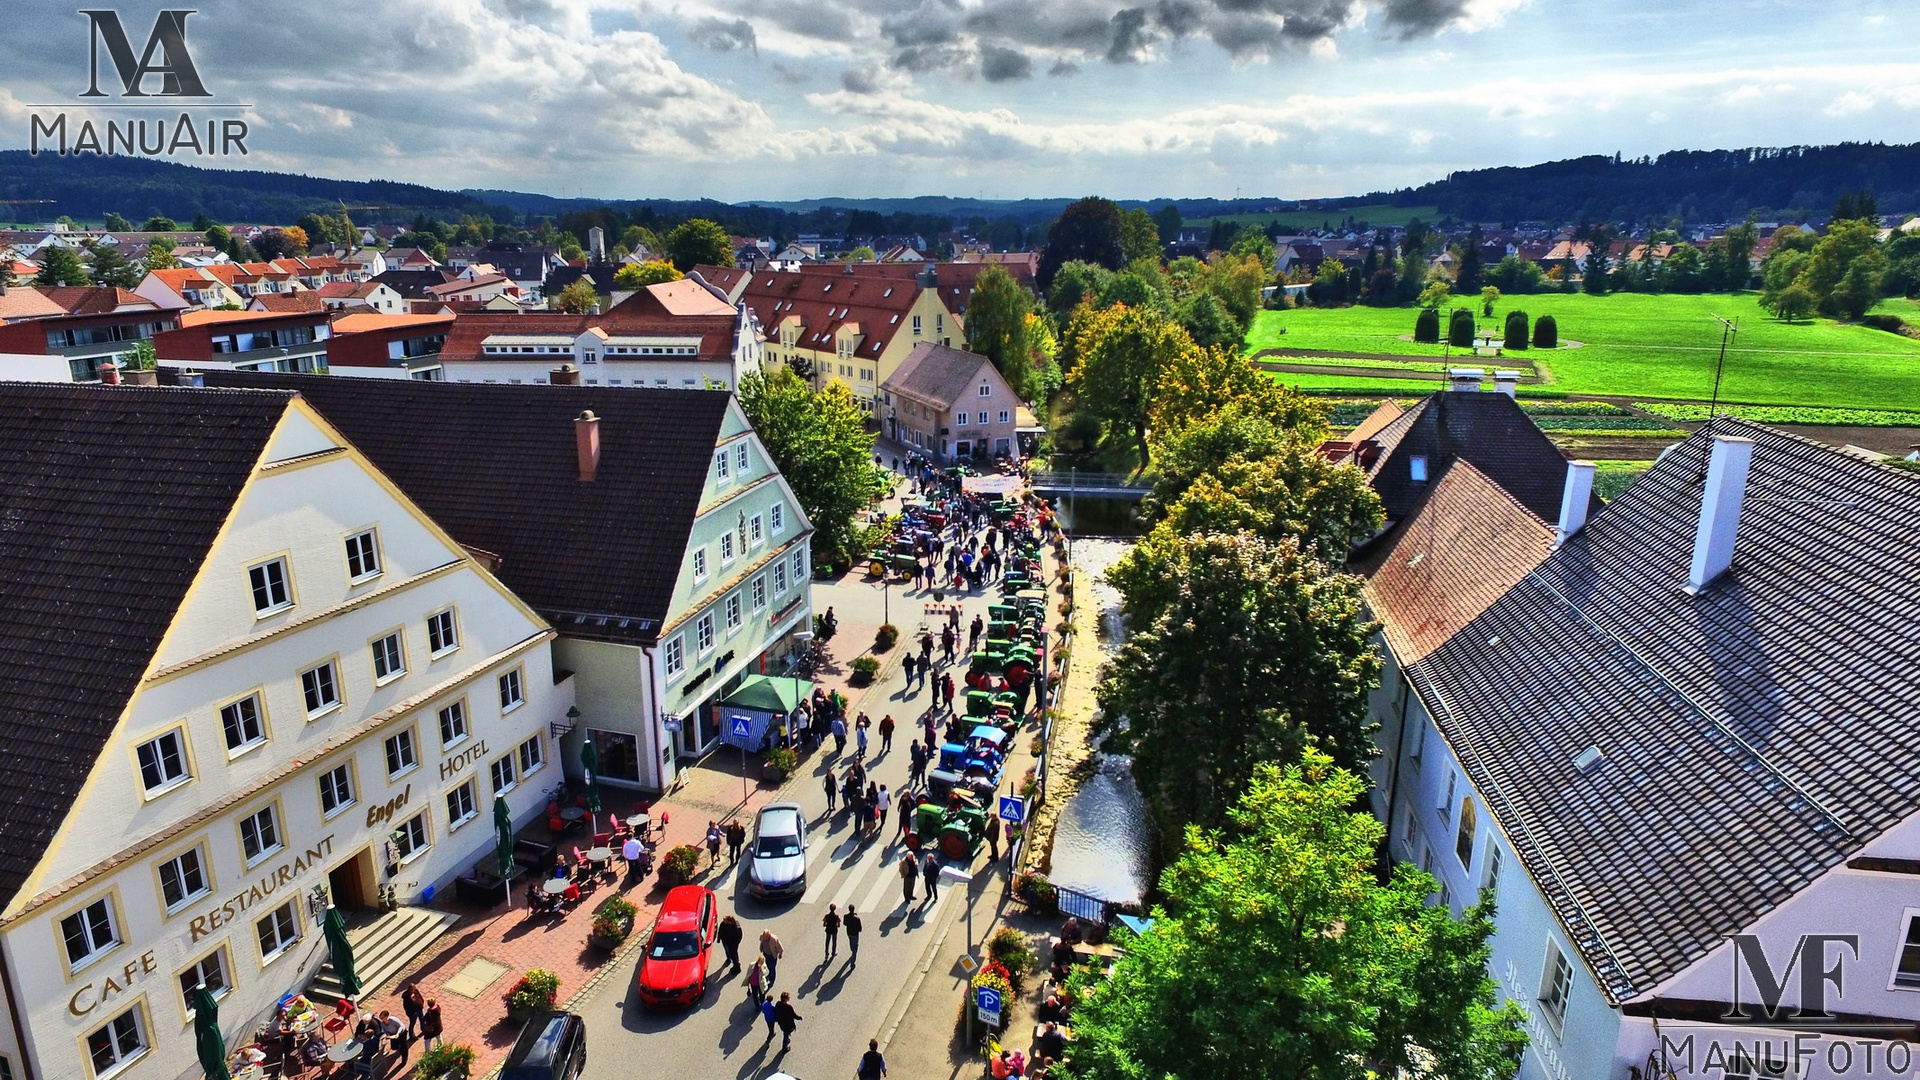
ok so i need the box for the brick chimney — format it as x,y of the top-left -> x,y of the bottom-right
1556,460 -> 1596,545
550,363 -> 580,386
99,361 -> 121,385
575,410 -> 600,482
1686,435 -> 1755,593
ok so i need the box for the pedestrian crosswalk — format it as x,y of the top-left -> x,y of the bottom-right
775,820 -> 943,917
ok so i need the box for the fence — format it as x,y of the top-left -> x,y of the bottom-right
1052,885 -> 1109,924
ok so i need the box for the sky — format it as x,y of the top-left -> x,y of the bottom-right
1,0 -> 1916,203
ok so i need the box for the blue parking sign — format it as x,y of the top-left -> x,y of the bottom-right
975,985 -> 1003,1025
729,715 -> 754,739
998,796 -> 1025,823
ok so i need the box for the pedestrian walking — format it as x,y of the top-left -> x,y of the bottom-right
858,1038 -> 888,1079
760,997 -> 777,1041
898,789 -> 915,837
849,789 -> 868,837
831,714 -> 848,755
705,820 -> 723,866
941,673 -> 956,714
901,652 -> 915,686
746,957 -> 767,1005
401,983 -> 424,1039
942,624 -> 955,662
899,852 -> 918,906
922,853 -> 940,902
855,715 -> 870,758
919,632 -> 934,667
822,904 -> 841,959
824,769 -> 838,812
969,614 -> 983,652
773,993 -> 802,1051
876,784 -> 890,834
908,740 -> 925,782
418,1000 -> 442,1050
923,713 -> 938,751
726,818 -> 747,862
985,814 -> 1001,861
878,714 -> 895,753
844,906 -> 863,963
760,929 -> 784,985
718,914 -> 744,973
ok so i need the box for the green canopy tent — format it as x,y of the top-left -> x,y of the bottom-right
494,795 -> 516,908
579,739 -> 603,834
189,985 -> 229,1080
322,906 -> 361,1000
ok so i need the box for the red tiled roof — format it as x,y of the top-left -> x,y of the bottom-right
251,292 -> 326,314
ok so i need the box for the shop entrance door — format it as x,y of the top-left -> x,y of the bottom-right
328,847 -> 375,910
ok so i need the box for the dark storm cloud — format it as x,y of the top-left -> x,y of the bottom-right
1048,59 -> 1081,76
1380,0 -> 1472,37
841,67 -> 881,93
686,16 -> 758,53
890,43 -> 973,72
979,45 -> 1034,82
1106,7 -> 1156,63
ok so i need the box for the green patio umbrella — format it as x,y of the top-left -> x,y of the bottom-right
189,985 -> 229,1080
494,795 -> 516,908
322,906 -> 361,999
579,739 -> 603,833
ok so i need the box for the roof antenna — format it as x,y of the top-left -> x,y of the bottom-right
1707,313 -> 1738,420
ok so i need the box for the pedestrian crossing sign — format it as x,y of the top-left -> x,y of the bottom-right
729,715 -> 754,739
999,796 -> 1025,823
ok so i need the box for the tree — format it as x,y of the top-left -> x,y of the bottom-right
295,212 -> 338,248
83,241 -> 141,289
1448,308 -> 1475,348
103,212 -> 133,232
1504,309 -> 1529,350
613,261 -> 682,289
253,228 -> 296,260
1479,284 -> 1501,316
1834,190 -> 1880,223
1147,350 -> 1318,444
141,216 -> 177,232
1583,226 -> 1612,293
0,262 -> 16,291
1118,208 -> 1161,265
963,266 -> 1034,397
1068,305 -> 1189,470
1228,228 -> 1276,268
551,279 -> 599,314
144,241 -> 179,273
1037,197 -> 1126,292
1200,252 -> 1267,331
1486,255 -> 1545,294
1150,203 -> 1182,243
35,246 -> 90,286
1045,260 -> 1109,318
1455,225 -> 1485,293
1064,754 -> 1527,1080
663,218 -> 734,272
842,246 -> 877,262
1097,532 -> 1382,845
1416,279 -> 1450,309
1533,313 -> 1558,349
1095,270 -> 1160,312
1413,306 -> 1441,343
1802,219 -> 1886,318
1769,281 -> 1815,322
282,226 -> 309,255
1306,259 -> 1349,307
1721,218 -> 1759,290
738,369 -> 877,566
191,211 -> 212,231
1176,292 -> 1241,349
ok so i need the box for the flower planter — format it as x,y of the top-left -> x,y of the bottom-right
588,919 -> 631,951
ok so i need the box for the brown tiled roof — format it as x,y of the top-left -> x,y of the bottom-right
36,286 -> 161,316
0,383 -> 292,908
251,292 -> 326,314
882,342 -> 997,408
1347,400 -> 1404,443
1356,461 -> 1554,663
197,373 -> 732,645
0,286 -> 65,322
713,266 -> 923,361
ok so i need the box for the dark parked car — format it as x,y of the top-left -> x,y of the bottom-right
501,1012 -> 586,1080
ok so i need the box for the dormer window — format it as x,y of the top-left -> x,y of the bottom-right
1410,455 -> 1429,483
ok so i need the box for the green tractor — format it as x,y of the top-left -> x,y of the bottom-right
910,800 -> 989,861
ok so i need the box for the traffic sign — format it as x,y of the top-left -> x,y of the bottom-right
663,716 -> 683,732
729,715 -> 754,739
998,796 -> 1025,823
975,985 -> 1003,1027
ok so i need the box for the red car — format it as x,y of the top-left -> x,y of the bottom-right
634,885 -> 717,1009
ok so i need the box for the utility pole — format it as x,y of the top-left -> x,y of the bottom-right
1707,314 -> 1739,418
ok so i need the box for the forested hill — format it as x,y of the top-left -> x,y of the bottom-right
1366,143 -> 1920,224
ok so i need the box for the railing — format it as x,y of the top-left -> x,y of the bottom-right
1028,471 -> 1151,491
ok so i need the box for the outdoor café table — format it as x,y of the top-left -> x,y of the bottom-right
587,846 -> 612,864
541,878 -> 570,896
289,1012 -> 321,1036
625,814 -> 648,831
559,806 -> 585,821
324,1041 -> 362,1064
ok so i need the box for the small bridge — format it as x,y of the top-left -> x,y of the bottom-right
1029,471 -> 1154,500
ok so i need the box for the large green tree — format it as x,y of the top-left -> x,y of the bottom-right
1067,305 -> 1189,470
961,265 -> 1034,397
551,278 -> 599,313
1801,218 -> 1885,319
738,368 -> 877,565
1064,754 -> 1527,1080
1118,207 -> 1162,265
663,218 -> 734,272
83,240 -> 141,289
1097,532 -> 1383,846
613,260 -> 682,288
1038,197 -> 1126,292
35,246 -> 90,286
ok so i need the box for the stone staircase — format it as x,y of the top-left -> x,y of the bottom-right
309,907 -> 461,1005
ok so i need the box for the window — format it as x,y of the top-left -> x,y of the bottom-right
912,314 -> 922,335
394,811 -> 429,861
490,754 -> 517,795
715,449 -> 730,480
1894,912 -> 1920,988
721,532 -> 735,564
136,731 -> 190,794
85,1008 -> 146,1076
978,382 -> 991,397
1441,772 -> 1456,824
1539,942 -> 1574,1027
790,548 -> 805,584
751,575 -> 766,612
256,900 -> 301,961
1409,719 -> 1426,768
318,763 -> 354,817
1484,843 -> 1502,895
954,410 -> 965,426
1455,797 -> 1477,866
344,529 -> 381,580
158,848 -> 209,911
692,547 -> 708,581
749,515 -> 764,545
239,805 -> 280,863
426,609 -> 459,655
248,558 -> 291,614
1410,455 -> 1429,483
696,612 -> 715,654
774,560 -> 788,594
384,730 -> 417,778
371,631 -> 405,683
220,693 -> 265,753
725,593 -> 742,632
61,898 -> 119,968
499,668 -> 524,712
445,780 -> 477,830
998,410 -> 1012,424
736,443 -> 750,474
300,661 -> 340,716
664,635 -> 685,678
178,950 -> 228,1012
517,735 -> 544,775
770,503 -> 784,535
438,701 -> 468,746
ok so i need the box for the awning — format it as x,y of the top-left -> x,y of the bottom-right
720,674 -> 811,714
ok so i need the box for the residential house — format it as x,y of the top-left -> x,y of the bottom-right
541,265 -> 621,309
880,342 -> 1026,462
424,274 -> 520,307
196,373 -> 814,791
0,288 -> 179,380
317,281 -> 407,315
0,285 -> 66,324
0,381 -> 571,1080
323,313 -> 452,380
246,292 -> 327,316
152,310 -> 331,373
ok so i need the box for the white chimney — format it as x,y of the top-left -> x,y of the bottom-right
1447,367 -> 1483,392
1493,370 -> 1521,398
1556,460 -> 1596,545
1686,435 -> 1755,593
575,410 -> 601,482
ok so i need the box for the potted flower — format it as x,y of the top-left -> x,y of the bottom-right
850,656 -> 880,686
874,623 -> 899,652
589,896 -> 637,950
413,1042 -> 475,1080
660,844 -> 700,886
1013,871 -> 1058,913
501,969 -> 560,1021
762,746 -> 799,782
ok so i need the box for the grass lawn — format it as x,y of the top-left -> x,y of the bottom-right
1189,204 -> 1440,232
1247,293 -> 1920,410
1593,460 -> 1654,501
